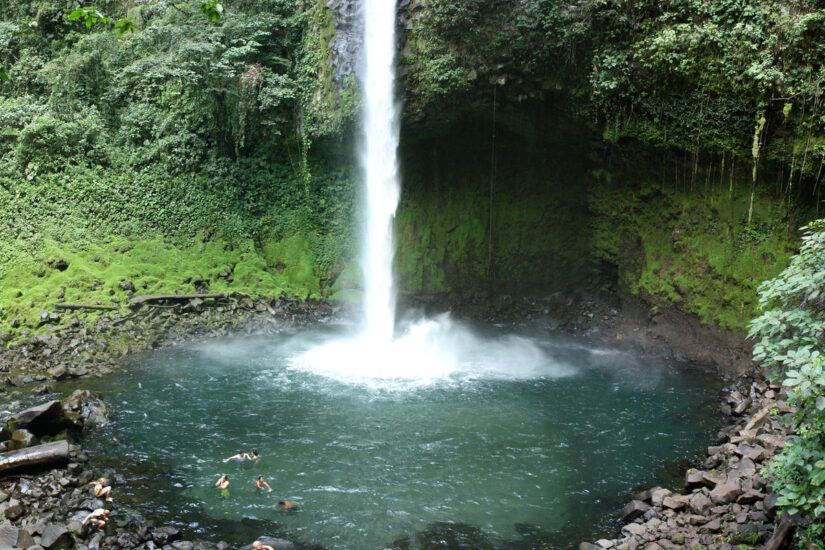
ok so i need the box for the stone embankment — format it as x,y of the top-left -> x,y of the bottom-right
1,292 -> 334,387
581,379 -> 793,550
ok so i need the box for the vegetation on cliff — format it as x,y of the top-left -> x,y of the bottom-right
0,0 -> 823,339
750,219 -> 825,545
0,0 -> 360,332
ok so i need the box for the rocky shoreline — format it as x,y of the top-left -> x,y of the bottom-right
580,378 -> 792,550
0,290 -> 791,549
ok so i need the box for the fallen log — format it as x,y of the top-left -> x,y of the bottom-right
762,514 -> 794,550
54,303 -> 117,311
129,293 -> 228,307
0,440 -> 69,475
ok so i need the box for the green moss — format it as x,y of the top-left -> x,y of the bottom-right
261,233 -> 321,299
591,164 -> 801,331
0,234 -> 326,335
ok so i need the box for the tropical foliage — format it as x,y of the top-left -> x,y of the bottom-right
750,219 -> 825,542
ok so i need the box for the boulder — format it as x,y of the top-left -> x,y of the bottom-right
579,544 -> 602,550
4,502 -> 25,520
40,523 -> 72,550
727,391 -> 751,415
61,391 -> 110,431
621,500 -> 651,522
0,522 -> 19,547
16,526 -> 35,548
737,490 -> 763,505
8,429 -> 38,450
152,526 -> 182,545
662,495 -> 689,510
622,523 -> 646,537
10,401 -> 72,436
729,456 -> 756,479
685,469 -> 705,490
710,481 -> 742,505
735,444 -> 769,462
46,365 -> 69,380
649,487 -> 671,506
689,492 -> 712,514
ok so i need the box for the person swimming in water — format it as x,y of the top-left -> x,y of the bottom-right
274,500 -> 303,512
215,474 -> 230,498
251,542 -> 275,550
250,449 -> 260,462
255,476 -> 272,492
223,451 -> 252,464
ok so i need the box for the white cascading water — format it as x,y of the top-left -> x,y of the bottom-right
359,0 -> 400,344
290,0 -> 570,387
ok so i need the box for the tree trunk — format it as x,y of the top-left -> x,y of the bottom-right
0,440 -> 69,475
129,293 -> 228,307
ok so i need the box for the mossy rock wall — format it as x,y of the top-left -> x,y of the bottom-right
395,105 -> 597,295
394,104 -> 811,332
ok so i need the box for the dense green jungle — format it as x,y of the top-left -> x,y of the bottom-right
2,0 -> 825,546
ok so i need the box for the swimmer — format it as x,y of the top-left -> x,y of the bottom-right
223,451 -> 252,464
255,476 -> 272,492
274,500 -> 302,512
81,508 -> 110,531
89,478 -> 113,502
251,542 -> 275,550
250,449 -> 260,462
215,474 -> 230,498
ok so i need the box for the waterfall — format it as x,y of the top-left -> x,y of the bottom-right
359,0 -> 400,343
292,0 -> 551,386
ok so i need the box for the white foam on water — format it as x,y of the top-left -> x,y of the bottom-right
290,314 -> 575,390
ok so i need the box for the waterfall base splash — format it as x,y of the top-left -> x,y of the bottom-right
290,314 -> 576,390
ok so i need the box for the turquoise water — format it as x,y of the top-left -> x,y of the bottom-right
69,322 -> 722,549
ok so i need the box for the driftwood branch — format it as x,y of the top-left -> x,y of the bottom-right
54,303 -> 117,311
0,440 -> 69,475
762,515 -> 794,550
129,293 -> 228,307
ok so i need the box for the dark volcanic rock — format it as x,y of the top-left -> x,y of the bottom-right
621,500 -> 650,522
40,523 -> 72,549
10,401 -> 72,436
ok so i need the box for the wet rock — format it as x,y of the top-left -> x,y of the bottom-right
153,526 -> 181,545
120,281 -> 135,292
61,390 -> 110,431
46,365 -> 69,380
621,500 -> 650,522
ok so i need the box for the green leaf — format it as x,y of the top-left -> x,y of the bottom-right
0,71 -> 8,81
